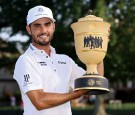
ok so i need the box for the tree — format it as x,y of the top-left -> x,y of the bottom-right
105,0 -> 135,85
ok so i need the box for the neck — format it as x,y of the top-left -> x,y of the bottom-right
32,43 -> 51,56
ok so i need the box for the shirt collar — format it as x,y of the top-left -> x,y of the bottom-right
28,43 -> 56,55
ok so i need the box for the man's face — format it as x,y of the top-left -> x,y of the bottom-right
26,17 -> 55,46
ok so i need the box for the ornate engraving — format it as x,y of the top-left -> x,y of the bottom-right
84,35 -> 103,49
96,80 -> 102,86
87,79 -> 95,86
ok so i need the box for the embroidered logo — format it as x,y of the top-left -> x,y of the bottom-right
38,62 -> 47,66
23,74 -> 32,87
24,74 -> 30,82
58,61 -> 66,64
38,8 -> 44,12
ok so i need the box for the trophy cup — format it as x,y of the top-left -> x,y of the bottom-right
71,11 -> 111,95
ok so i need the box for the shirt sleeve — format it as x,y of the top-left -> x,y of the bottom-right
68,57 -> 86,89
13,55 -> 43,94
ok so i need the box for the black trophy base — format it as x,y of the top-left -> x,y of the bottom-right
74,74 -> 109,95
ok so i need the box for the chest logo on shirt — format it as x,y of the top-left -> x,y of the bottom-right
58,61 -> 66,64
38,62 -> 47,66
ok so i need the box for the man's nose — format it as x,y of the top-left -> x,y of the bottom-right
41,26 -> 47,33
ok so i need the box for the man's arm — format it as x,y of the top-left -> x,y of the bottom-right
26,61 -> 104,111
26,89 -> 88,110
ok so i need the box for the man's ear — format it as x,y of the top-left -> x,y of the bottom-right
26,25 -> 31,35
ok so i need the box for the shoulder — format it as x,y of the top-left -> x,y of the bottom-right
15,51 -> 34,66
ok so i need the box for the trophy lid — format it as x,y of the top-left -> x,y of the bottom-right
71,9 -> 111,37
78,10 -> 103,22
78,15 -> 103,22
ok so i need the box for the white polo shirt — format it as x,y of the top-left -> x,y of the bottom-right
13,44 -> 85,115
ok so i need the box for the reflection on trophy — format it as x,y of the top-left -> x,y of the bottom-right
71,11 -> 111,95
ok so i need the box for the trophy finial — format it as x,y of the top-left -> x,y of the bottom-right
85,9 -> 93,16
87,9 -> 93,15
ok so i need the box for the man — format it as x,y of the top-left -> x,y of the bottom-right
13,5 -> 104,115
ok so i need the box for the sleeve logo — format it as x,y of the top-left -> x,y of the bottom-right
23,74 -> 31,87
24,74 -> 30,82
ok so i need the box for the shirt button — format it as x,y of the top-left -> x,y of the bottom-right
52,62 -> 53,64
54,69 -> 56,72
46,56 -> 48,58
41,51 -> 43,53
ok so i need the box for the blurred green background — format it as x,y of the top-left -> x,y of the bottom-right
0,0 -> 135,115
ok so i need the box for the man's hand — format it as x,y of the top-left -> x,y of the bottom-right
73,89 -> 90,98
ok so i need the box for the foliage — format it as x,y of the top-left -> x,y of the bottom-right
0,38 -> 20,69
105,0 -> 135,82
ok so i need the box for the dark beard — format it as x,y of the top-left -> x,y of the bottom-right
32,38 -> 51,46
31,33 -> 53,46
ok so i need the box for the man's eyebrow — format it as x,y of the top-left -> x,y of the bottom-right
44,21 -> 52,25
33,23 -> 41,26
32,21 -> 52,26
